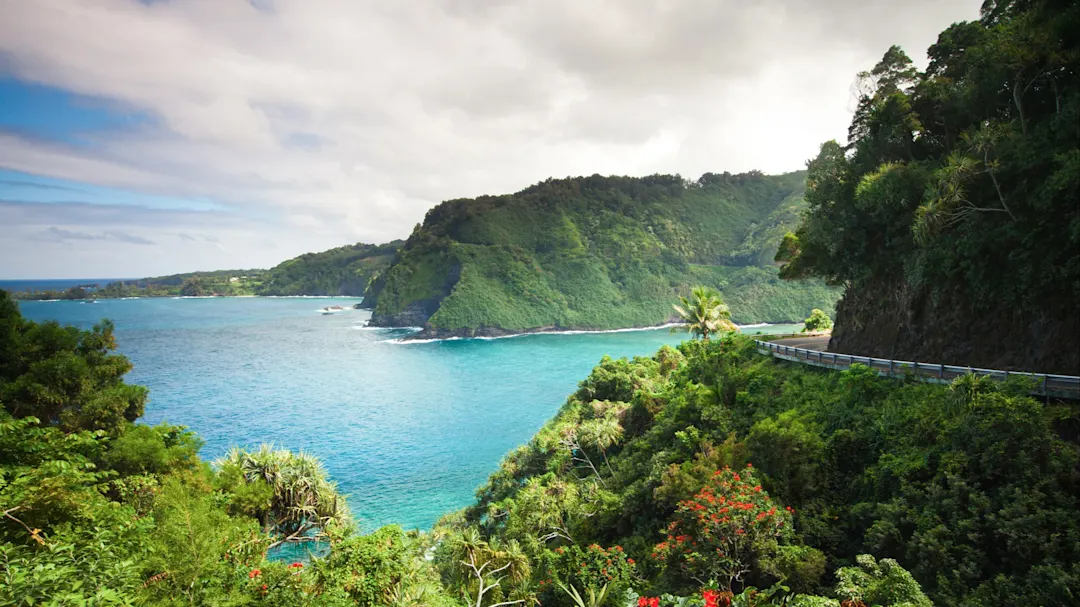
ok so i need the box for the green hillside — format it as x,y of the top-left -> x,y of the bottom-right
9,242 -> 403,300
257,241 -> 403,296
364,171 -> 839,335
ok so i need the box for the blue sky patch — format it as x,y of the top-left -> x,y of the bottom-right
0,78 -> 154,147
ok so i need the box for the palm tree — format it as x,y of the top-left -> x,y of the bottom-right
672,286 -> 738,340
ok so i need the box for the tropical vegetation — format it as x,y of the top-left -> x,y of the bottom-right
775,0 -> 1080,374
801,310 -> 832,333
671,287 -> 738,341
257,241 -> 403,296
362,171 -> 840,336
3,269 -> 1079,606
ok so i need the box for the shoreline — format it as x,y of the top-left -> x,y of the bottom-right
15,294 -> 365,302
381,321 -> 802,344
391,322 -> 683,344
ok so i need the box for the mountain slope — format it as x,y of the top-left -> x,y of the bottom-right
255,241 -> 403,296
363,171 -> 839,336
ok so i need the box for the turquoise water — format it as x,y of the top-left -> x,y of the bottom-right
16,297 -> 801,531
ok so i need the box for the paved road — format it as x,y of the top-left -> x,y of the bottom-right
772,335 -> 830,351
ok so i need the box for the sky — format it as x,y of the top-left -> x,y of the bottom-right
0,0 -> 983,279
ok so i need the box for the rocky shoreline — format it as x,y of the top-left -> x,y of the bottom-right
394,321 -> 684,342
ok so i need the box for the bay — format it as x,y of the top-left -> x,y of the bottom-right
16,296 -> 801,530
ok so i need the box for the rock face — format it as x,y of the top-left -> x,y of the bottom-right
829,279 -> 1079,375
365,300 -> 442,328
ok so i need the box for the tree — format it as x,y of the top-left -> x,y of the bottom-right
179,276 -> 207,296
654,464 -> 793,590
0,290 -> 147,433
672,287 -> 738,341
835,555 -> 932,607
438,527 -> 531,607
802,310 -> 833,333
544,544 -> 634,607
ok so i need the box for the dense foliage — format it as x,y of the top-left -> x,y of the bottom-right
258,241 -> 403,296
364,171 -> 839,334
776,0 -> 1080,373
451,334 -> 1079,606
801,310 -> 832,333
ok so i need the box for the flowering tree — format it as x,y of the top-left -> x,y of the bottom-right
545,543 -> 636,603
654,464 -> 792,589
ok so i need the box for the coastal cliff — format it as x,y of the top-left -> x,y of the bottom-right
362,171 -> 840,337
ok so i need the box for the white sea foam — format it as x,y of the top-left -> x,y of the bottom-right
385,323 -> 684,344
264,295 -> 362,299
738,323 -> 771,329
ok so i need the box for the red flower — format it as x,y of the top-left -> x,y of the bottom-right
638,598 -> 649,607
248,569 -> 261,579
704,589 -> 720,607
261,584 -> 267,591
288,562 -> 303,569
627,558 -> 635,565
650,598 -> 660,607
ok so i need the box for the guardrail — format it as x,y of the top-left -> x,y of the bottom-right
754,340 -> 1080,399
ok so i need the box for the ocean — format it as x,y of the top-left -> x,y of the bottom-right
15,296 -> 801,531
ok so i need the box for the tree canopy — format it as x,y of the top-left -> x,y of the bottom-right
776,0 -> 1079,372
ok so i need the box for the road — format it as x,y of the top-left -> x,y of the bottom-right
771,335 -> 830,351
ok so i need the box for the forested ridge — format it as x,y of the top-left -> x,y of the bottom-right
10,241 -> 403,301
362,171 -> 840,338
776,0 -> 1080,374
257,241 -> 404,297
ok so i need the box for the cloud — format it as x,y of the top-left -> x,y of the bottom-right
27,225 -> 154,245
0,0 -> 983,276
104,230 -> 155,245
31,226 -> 100,242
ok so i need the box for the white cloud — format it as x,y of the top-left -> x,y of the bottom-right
0,0 -> 983,276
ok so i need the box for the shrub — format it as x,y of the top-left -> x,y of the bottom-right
654,465 -> 792,590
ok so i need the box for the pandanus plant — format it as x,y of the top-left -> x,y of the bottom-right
216,444 -> 350,546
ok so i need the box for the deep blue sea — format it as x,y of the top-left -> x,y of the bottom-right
15,296 -> 800,531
